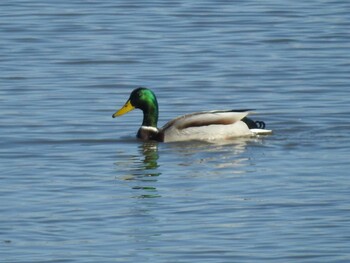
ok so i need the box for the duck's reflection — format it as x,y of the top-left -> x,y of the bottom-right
118,141 -> 161,198
117,136 -> 267,198
140,141 -> 160,171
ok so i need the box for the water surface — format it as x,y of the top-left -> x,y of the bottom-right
1,1 -> 350,262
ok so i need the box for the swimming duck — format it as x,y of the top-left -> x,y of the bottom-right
112,88 -> 272,142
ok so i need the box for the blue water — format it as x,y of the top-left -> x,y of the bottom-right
1,1 -> 350,262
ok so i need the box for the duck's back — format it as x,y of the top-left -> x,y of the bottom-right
161,110 -> 253,142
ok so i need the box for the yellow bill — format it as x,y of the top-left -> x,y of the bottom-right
112,100 -> 135,118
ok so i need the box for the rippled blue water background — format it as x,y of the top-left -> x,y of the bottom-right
1,1 -> 350,262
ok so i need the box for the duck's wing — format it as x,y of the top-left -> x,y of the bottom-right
162,110 -> 250,131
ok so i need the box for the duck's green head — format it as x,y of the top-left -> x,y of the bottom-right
112,87 -> 159,127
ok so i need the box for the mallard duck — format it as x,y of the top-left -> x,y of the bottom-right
112,87 -> 272,142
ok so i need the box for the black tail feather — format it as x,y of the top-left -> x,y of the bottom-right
254,121 -> 266,129
242,117 -> 266,129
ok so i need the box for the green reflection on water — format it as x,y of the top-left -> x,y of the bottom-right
117,141 -> 161,198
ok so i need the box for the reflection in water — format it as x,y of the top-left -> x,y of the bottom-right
165,136 -> 255,153
116,141 -> 161,198
162,136 -> 268,176
133,141 -> 161,198
114,142 -> 162,247
116,137 -> 267,198
140,141 -> 160,171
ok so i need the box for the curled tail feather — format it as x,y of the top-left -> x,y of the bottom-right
242,117 -> 266,129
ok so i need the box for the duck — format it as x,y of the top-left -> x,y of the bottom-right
112,87 -> 272,142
